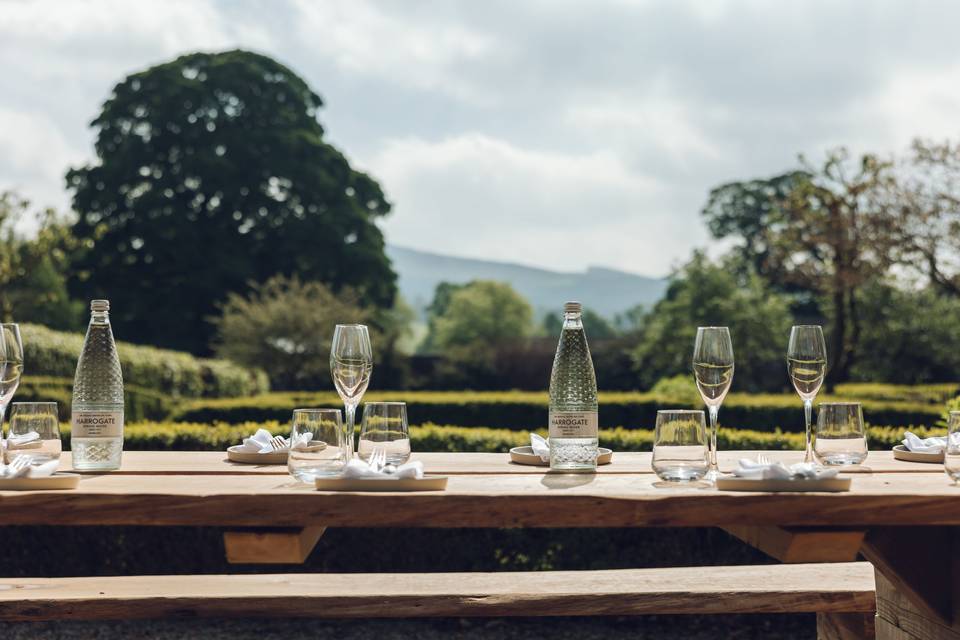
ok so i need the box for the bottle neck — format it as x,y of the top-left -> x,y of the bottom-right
90,311 -> 110,325
563,312 -> 582,329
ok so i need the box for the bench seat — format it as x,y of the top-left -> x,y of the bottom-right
0,562 -> 875,622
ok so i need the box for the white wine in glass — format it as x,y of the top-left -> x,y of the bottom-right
787,325 -> 827,463
330,324 -> 373,459
692,326 -> 734,480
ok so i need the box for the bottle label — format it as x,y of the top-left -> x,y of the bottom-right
72,411 -> 124,438
549,411 -> 598,439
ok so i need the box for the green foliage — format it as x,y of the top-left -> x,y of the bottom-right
172,389 -> 942,431
211,275 -> 377,390
66,50 -> 396,354
649,374 -> 701,406
834,382 -> 959,404
61,420 -> 932,452
20,325 -> 268,399
542,308 -> 617,339
0,191 -> 84,330
631,252 -> 794,392
424,280 -> 533,374
18,376 -> 173,421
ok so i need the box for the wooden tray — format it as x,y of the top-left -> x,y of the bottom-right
510,446 -> 613,466
315,475 -> 448,492
0,473 -> 80,490
892,444 -> 944,464
226,446 -> 287,465
715,476 -> 851,493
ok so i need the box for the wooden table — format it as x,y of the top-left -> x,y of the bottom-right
4,450 -> 958,638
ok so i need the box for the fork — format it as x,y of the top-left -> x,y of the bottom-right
368,447 -> 386,473
269,435 -> 288,451
757,453 -> 772,466
2,456 -> 32,478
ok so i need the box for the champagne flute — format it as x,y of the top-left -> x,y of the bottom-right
0,324 -> 24,444
692,326 -> 734,480
330,324 -> 373,459
787,325 -> 827,463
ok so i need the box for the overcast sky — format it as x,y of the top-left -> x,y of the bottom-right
2,0 -> 960,276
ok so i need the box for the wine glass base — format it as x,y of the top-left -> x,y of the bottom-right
704,468 -> 720,482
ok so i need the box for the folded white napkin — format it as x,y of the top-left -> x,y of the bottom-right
0,458 -> 59,479
530,433 -> 550,462
340,458 -> 424,479
236,428 -> 287,454
6,431 -> 41,449
902,431 -> 947,454
290,431 -> 314,451
732,457 -> 838,480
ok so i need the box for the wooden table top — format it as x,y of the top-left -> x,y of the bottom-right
0,451 -> 952,529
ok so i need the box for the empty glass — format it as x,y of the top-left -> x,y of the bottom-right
945,411 -> 960,484
358,402 -> 410,465
814,402 -> 868,466
652,410 -> 708,482
6,402 -> 61,465
287,409 -> 347,482
330,324 -> 373,459
692,326 -> 734,480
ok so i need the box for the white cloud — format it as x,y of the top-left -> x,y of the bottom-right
368,133 -> 681,274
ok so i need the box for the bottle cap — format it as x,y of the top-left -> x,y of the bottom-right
564,301 -> 582,314
91,300 -> 110,312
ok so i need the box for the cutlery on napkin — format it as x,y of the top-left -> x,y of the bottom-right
902,431 -> 948,454
732,457 -> 838,480
340,458 -> 424,480
530,433 -> 550,462
0,458 -> 59,479
236,429 -> 288,453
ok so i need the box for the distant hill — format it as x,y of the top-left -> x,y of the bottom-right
386,245 -> 667,320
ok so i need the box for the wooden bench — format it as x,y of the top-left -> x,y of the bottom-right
0,562 -> 875,635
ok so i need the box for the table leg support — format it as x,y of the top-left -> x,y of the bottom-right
817,612 -> 876,640
223,526 -> 327,564
722,525 -> 865,563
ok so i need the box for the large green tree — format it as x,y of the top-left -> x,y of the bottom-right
702,150 -> 896,382
67,50 -> 396,353
0,191 -> 84,330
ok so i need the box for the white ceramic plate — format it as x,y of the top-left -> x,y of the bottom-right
715,476 -> 851,492
509,446 -> 613,466
315,476 -> 448,492
226,446 -> 288,465
892,444 -> 943,464
0,473 -> 80,490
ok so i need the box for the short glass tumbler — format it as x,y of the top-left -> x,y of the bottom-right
652,410 -> 708,482
814,402 -> 868,466
945,411 -> 960,483
6,402 -> 61,465
358,402 -> 410,465
287,409 -> 347,482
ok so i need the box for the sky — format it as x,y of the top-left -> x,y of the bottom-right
2,0 -> 960,277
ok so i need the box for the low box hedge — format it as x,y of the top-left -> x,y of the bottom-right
20,324 -> 269,399
55,420 -> 936,452
171,390 -> 943,432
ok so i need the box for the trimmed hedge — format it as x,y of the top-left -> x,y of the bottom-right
171,390 -> 943,431
20,324 -> 269,398
833,382 -> 959,404
16,376 -> 173,422
56,420 -> 938,452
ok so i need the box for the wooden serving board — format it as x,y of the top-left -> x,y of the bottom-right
891,444 -> 943,464
226,446 -> 287,465
715,476 -> 851,493
509,446 -> 613,466
315,475 -> 448,492
0,473 -> 80,490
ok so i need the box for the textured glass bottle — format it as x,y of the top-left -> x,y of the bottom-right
548,302 -> 599,471
71,300 -> 124,470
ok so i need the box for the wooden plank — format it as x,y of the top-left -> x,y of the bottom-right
223,526 -> 326,564
0,562 -> 876,621
862,527 -> 953,624
817,612 -> 876,639
58,450 -> 941,476
0,473 -> 958,528
723,525 -> 865,563
873,562 -> 960,639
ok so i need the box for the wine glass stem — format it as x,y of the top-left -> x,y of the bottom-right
344,403 -> 357,459
803,399 -> 813,463
708,405 -> 719,472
